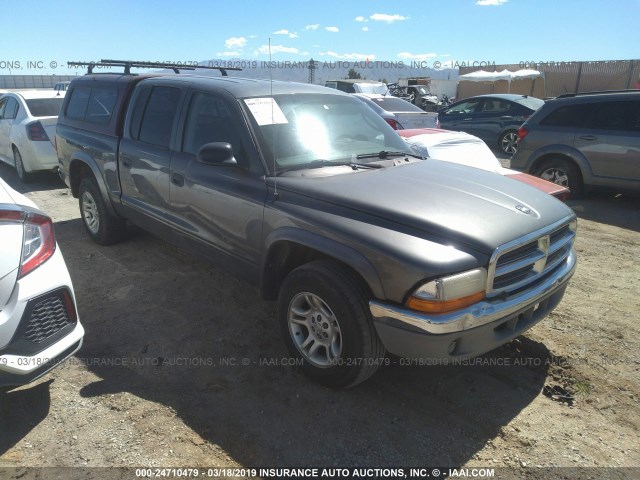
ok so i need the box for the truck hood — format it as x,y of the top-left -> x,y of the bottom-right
273,160 -> 574,254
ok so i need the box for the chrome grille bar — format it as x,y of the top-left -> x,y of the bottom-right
487,217 -> 577,296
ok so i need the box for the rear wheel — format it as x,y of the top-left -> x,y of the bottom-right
78,176 -> 127,245
534,157 -> 583,199
499,130 -> 519,155
278,260 -> 386,388
13,147 -> 33,183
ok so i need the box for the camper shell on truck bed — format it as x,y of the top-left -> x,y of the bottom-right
56,63 -> 577,388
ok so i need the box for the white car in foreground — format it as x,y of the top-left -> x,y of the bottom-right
0,177 -> 83,388
0,90 -> 65,182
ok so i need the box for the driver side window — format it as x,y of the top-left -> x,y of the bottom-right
182,92 -> 246,165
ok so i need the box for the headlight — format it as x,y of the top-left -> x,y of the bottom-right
406,268 -> 487,314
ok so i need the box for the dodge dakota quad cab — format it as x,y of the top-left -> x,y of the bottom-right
56,65 -> 577,388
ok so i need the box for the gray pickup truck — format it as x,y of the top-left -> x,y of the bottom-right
56,68 -> 577,388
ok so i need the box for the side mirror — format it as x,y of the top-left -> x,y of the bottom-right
197,142 -> 238,166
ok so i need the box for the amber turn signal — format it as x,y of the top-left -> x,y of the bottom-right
406,290 -> 486,315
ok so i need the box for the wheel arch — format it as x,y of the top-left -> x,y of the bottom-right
529,147 -> 593,185
68,156 -> 119,217
498,127 -> 519,138
261,227 -> 385,302
11,143 -> 30,172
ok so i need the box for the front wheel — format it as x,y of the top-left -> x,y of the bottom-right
278,260 -> 386,388
534,157 -> 583,199
78,176 -> 127,245
13,148 -> 33,183
499,130 -> 519,155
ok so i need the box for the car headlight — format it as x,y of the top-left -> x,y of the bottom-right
405,268 -> 487,314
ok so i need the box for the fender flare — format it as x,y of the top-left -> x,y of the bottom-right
261,226 -> 386,300
527,145 -> 594,184
68,154 -> 120,217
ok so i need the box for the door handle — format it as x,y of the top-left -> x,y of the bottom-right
463,118 -> 473,121
500,116 -> 513,119
171,173 -> 185,187
120,155 -> 131,168
579,135 -> 597,141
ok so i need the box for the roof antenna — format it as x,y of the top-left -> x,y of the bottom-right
269,37 -> 279,198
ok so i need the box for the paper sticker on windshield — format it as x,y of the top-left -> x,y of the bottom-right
244,97 -> 288,126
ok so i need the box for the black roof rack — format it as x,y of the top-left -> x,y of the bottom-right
67,59 -> 242,76
556,89 -> 637,99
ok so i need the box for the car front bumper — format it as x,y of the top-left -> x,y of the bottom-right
369,249 -> 576,359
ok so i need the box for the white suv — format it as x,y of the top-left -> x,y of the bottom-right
0,177 -> 84,388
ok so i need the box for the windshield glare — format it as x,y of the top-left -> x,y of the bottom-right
248,94 -> 411,173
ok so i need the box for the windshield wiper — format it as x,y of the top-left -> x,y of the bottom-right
274,159 -> 382,176
356,150 -> 423,160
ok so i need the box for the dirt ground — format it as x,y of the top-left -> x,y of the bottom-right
0,162 -> 639,479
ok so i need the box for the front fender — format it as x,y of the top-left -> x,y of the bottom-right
262,226 -> 385,300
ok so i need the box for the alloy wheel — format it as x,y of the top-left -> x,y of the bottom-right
288,292 -> 342,367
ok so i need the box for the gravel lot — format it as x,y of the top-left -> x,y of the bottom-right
0,162 -> 639,480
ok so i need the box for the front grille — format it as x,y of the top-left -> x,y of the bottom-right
21,290 -> 75,344
488,220 -> 575,295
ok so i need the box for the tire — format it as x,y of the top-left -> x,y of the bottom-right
499,130 -> 519,156
78,176 -> 127,245
13,147 -> 33,183
534,157 -> 583,199
278,260 -> 386,389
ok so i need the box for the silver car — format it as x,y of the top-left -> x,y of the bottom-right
512,90 -> 640,198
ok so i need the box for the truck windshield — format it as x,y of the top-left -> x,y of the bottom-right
245,94 -> 412,174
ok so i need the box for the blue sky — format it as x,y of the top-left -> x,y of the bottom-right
1,0 -> 638,75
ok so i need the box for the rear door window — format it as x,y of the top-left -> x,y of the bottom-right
587,100 -> 640,132
480,99 -> 513,113
445,99 -> 481,115
135,86 -> 181,149
540,104 -> 593,128
3,98 -> 19,120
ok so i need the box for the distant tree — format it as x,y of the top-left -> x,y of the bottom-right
379,78 -> 388,84
346,68 -> 362,79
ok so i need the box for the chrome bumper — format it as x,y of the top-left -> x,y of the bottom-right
370,249 -> 576,335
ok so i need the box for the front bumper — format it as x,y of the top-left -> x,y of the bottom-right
369,249 -> 576,359
0,330 -> 83,387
